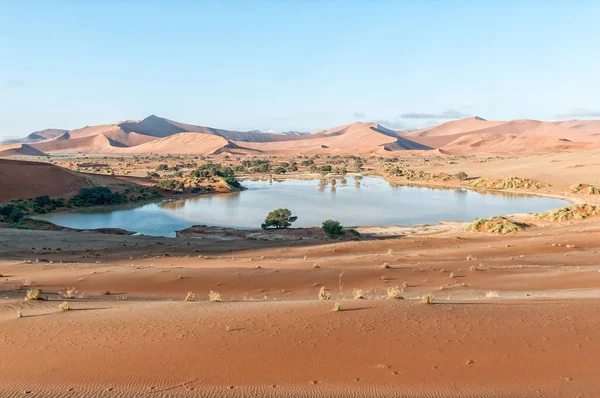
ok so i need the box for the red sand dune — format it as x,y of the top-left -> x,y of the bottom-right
440,133 -> 600,154
5,115 -> 600,156
126,132 -> 235,155
238,122 -> 430,155
0,144 -> 47,158
0,159 -> 93,202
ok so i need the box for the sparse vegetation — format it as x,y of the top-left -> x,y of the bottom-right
333,302 -> 342,312
536,204 -> 600,222
352,288 -> 365,299
468,177 -> 548,190
185,291 -> 195,301
466,216 -> 526,234
422,294 -> 435,304
59,302 -> 70,311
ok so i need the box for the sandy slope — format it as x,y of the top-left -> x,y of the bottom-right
440,133 -> 600,154
0,143 -> 47,157
406,116 -> 506,137
238,122 -> 429,155
125,132 -> 232,155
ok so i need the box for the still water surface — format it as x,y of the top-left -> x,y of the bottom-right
35,177 -> 568,237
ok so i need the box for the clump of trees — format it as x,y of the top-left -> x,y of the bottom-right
156,179 -> 185,193
69,187 -> 127,207
0,204 -> 25,223
190,162 -> 241,188
261,208 -> 297,229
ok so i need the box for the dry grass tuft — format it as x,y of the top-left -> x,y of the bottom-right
386,286 -> 404,300
352,288 -> 365,299
185,291 -> 195,301
318,286 -> 330,300
25,288 -> 43,301
333,302 -> 342,312
59,302 -> 70,311
422,294 -> 435,304
58,287 -> 78,299
208,290 -> 222,302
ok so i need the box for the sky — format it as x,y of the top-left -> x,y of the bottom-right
1,1 -> 600,138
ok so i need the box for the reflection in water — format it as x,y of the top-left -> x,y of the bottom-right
35,176 -> 569,237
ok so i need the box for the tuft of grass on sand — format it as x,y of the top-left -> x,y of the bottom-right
318,286 -> 330,300
58,287 -> 78,299
387,286 -> 404,300
208,290 -> 222,302
352,288 -> 365,299
16,310 -> 23,318
333,303 -> 342,312
102,290 -> 111,295
422,294 -> 435,304
24,288 -> 43,301
185,291 -> 195,301
59,302 -> 70,311
466,216 -> 525,234
381,263 -> 391,269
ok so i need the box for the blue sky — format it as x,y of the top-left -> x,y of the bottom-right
1,1 -> 600,137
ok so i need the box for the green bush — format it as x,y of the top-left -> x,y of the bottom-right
322,219 -> 344,236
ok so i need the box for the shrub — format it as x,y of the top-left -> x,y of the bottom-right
422,294 -> 435,304
185,291 -> 195,301
322,219 -> 344,236
261,208 -> 297,229
333,303 -> 342,312
536,204 -> 600,222
59,302 -> 71,311
352,288 -> 365,299
466,216 -> 525,234
155,164 -> 169,171
454,171 -> 468,181
273,167 -> 286,174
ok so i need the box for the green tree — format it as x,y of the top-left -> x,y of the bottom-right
261,208 -> 297,229
322,219 -> 344,236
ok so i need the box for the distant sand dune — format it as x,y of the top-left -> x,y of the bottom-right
4,114 -> 600,156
